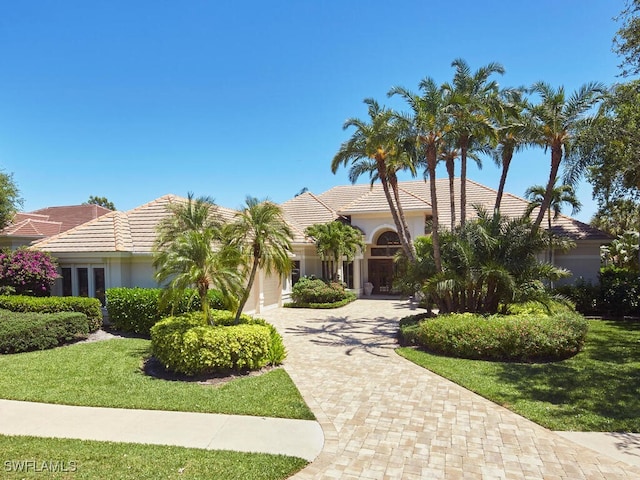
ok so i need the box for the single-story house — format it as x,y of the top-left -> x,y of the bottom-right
30,179 -> 609,312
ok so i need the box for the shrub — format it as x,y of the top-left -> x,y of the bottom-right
505,300 -> 574,316
0,310 -> 89,353
554,279 -> 600,316
403,312 -> 588,362
397,312 -> 433,346
106,288 -> 225,335
0,295 -> 102,332
598,266 -> 639,317
290,277 -> 354,306
150,312 -> 286,375
0,248 -> 59,296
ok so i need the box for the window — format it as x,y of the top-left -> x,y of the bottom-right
371,231 -> 401,257
291,261 -> 301,285
77,268 -> 89,297
61,268 -> 72,296
93,268 -> 105,306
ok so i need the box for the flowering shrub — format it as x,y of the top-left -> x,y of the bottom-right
0,248 -> 59,296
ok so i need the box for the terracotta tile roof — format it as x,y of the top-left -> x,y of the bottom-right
28,204 -> 113,233
280,179 -> 609,243
32,195 -> 238,254
3,219 -> 62,238
280,192 -> 339,242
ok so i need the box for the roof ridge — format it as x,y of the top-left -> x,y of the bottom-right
397,184 -> 431,206
30,209 -> 119,249
338,183 -> 377,212
113,211 -> 133,251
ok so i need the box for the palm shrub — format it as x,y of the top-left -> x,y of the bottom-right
420,208 -> 574,314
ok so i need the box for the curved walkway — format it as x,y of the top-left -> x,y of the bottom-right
259,298 -> 640,480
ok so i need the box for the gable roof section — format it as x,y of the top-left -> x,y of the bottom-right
3,218 -> 63,238
28,204 -> 113,233
32,195 -> 238,254
280,192 -> 340,242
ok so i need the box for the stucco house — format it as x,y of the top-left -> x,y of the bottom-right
30,179 -> 609,312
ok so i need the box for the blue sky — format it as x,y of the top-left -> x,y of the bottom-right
0,1 -> 626,222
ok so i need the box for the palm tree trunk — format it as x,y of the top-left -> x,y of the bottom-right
378,165 -> 415,263
427,147 -> 443,274
460,138 -> 469,226
446,158 -> 456,230
235,256 -> 259,323
389,173 -> 416,261
534,145 -> 562,229
494,147 -> 513,213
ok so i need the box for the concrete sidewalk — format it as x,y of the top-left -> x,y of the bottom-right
0,399 -> 324,462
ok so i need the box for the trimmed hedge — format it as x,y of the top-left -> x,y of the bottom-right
400,311 -> 589,362
150,311 -> 286,376
106,288 -> 225,335
0,309 -> 89,353
0,295 -> 102,332
290,277 -> 355,307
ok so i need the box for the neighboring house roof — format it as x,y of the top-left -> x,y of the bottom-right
2,204 -> 112,243
32,195 -> 238,254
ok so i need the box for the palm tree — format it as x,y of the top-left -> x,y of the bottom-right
525,181 -> 582,264
439,141 -> 459,230
493,88 -> 532,212
153,194 -> 241,322
443,59 -> 504,225
332,98 -> 416,262
304,221 -> 365,281
389,77 -> 451,274
226,197 -> 293,322
528,81 -> 604,229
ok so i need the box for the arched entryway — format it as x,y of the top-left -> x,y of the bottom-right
367,231 -> 401,294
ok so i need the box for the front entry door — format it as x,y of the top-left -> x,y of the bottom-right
368,259 -> 395,294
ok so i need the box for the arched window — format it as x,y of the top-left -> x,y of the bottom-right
371,231 -> 401,256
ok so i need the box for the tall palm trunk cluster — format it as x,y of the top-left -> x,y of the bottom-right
332,59 -> 603,313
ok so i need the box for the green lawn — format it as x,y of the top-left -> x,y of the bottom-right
0,338 -> 314,420
0,435 -> 307,480
397,319 -> 640,432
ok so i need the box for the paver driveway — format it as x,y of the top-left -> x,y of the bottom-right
260,298 -> 640,480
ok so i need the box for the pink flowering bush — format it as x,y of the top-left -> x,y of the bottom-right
0,248 -> 59,297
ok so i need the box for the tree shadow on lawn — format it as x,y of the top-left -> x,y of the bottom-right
493,352 -> 640,431
285,315 -> 399,357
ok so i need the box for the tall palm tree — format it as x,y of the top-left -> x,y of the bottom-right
389,77 -> 451,274
493,88 -> 532,212
332,98 -> 416,262
153,194 -> 241,322
304,221 -> 365,281
443,58 -> 504,225
439,141 -> 459,230
528,81 -> 604,229
525,181 -> 582,264
226,197 -> 293,322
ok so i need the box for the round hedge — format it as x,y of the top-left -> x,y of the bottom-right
150,311 -> 286,376
409,311 -> 589,362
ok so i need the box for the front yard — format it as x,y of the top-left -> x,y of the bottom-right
397,319 -> 640,432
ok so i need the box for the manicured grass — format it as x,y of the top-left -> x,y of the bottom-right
0,338 -> 314,420
397,319 -> 640,432
0,435 -> 307,480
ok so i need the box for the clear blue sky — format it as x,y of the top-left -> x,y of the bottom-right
0,1 -> 625,223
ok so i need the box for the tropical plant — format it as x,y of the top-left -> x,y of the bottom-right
389,77 -> 452,273
331,98 -> 416,262
153,194 -> 242,323
304,221 -> 364,281
420,208 -> 573,314
438,141 -> 459,230
226,197 -> 293,323
527,81 -> 604,229
442,58 -> 504,225
601,231 -> 640,270
524,181 -> 582,230
591,198 -> 640,237
493,88 -> 532,212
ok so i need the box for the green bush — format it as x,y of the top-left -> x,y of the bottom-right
106,288 -> 225,335
599,266 -> 639,317
402,312 -> 588,362
505,300 -> 574,316
150,312 -> 286,375
0,295 -> 102,332
397,312 -> 433,346
0,310 -> 89,353
290,277 -> 354,306
554,279 -> 600,316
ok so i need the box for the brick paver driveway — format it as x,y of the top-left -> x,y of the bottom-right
260,298 -> 640,480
